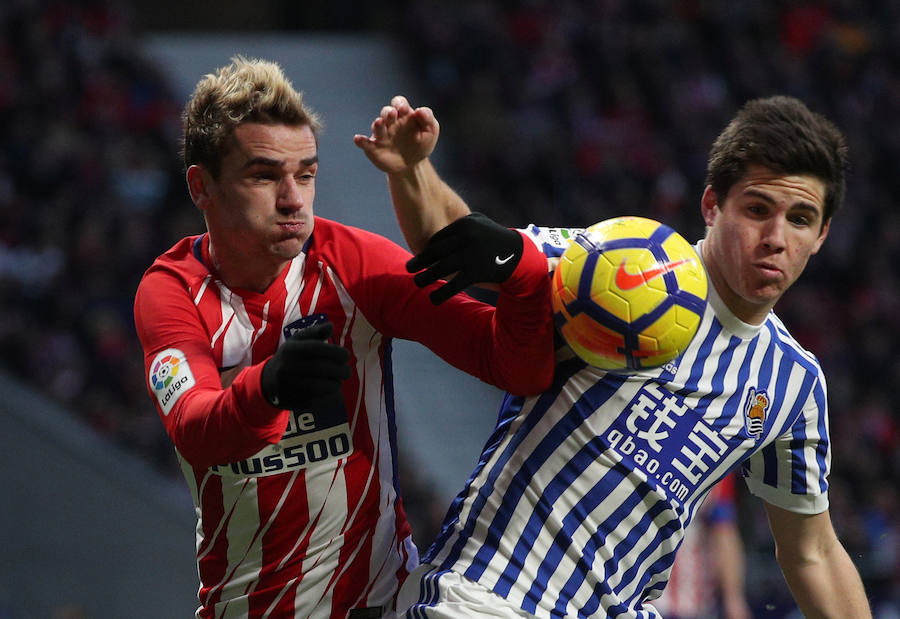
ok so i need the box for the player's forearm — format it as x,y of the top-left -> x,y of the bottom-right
711,523 -> 746,582
710,526 -> 751,619
486,235 -> 555,395
170,363 -> 290,469
387,158 -> 470,254
778,542 -> 871,618
409,233 -> 554,396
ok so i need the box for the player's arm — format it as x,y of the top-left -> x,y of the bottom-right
354,95 -> 470,254
405,230 -> 555,395
135,270 -> 349,469
764,503 -> 871,618
344,225 -> 554,396
134,272 -> 288,468
704,476 -> 752,619
709,519 -> 752,619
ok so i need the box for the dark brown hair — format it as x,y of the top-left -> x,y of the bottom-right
706,95 -> 849,224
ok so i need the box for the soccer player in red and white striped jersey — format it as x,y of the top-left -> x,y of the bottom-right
133,57 -> 555,619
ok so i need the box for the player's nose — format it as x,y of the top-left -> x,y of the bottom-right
277,176 -> 306,211
760,217 -> 787,252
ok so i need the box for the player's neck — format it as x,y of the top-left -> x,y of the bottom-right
207,238 -> 286,294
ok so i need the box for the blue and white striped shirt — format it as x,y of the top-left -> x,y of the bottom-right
419,226 -> 830,619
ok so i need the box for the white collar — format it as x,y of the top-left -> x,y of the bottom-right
695,239 -> 765,339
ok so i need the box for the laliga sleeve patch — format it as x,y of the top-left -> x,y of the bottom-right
149,348 -> 196,416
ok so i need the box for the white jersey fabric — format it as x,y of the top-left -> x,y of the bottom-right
402,225 -> 830,619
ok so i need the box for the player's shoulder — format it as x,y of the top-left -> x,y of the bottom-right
765,311 -> 823,374
309,217 -> 408,264
310,216 -> 398,245
138,235 -> 208,293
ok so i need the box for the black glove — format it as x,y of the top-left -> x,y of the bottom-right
260,322 -> 351,410
406,212 -> 523,305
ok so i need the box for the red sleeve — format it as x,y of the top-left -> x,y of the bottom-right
436,232 -> 555,396
134,266 -> 289,469
322,224 -> 555,396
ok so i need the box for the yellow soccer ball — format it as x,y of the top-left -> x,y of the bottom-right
551,216 -> 708,371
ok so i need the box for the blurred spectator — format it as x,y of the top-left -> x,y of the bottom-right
0,0 -> 188,478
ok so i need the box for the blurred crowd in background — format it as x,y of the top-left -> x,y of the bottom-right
0,0 -> 897,614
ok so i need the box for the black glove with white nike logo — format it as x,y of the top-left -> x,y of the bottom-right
406,212 -> 523,305
261,322 -> 351,410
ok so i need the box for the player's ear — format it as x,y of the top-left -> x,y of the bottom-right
186,165 -> 213,211
701,186 -> 719,227
811,217 -> 830,255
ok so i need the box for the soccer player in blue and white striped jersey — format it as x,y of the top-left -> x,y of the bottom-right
371,95 -> 872,619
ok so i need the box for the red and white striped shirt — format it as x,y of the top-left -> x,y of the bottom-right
134,217 -> 554,618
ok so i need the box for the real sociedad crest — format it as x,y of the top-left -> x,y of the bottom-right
744,387 -> 769,438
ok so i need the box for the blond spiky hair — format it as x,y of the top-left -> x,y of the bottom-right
181,55 -> 322,176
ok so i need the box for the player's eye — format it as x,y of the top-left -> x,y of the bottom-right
746,204 -> 768,217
